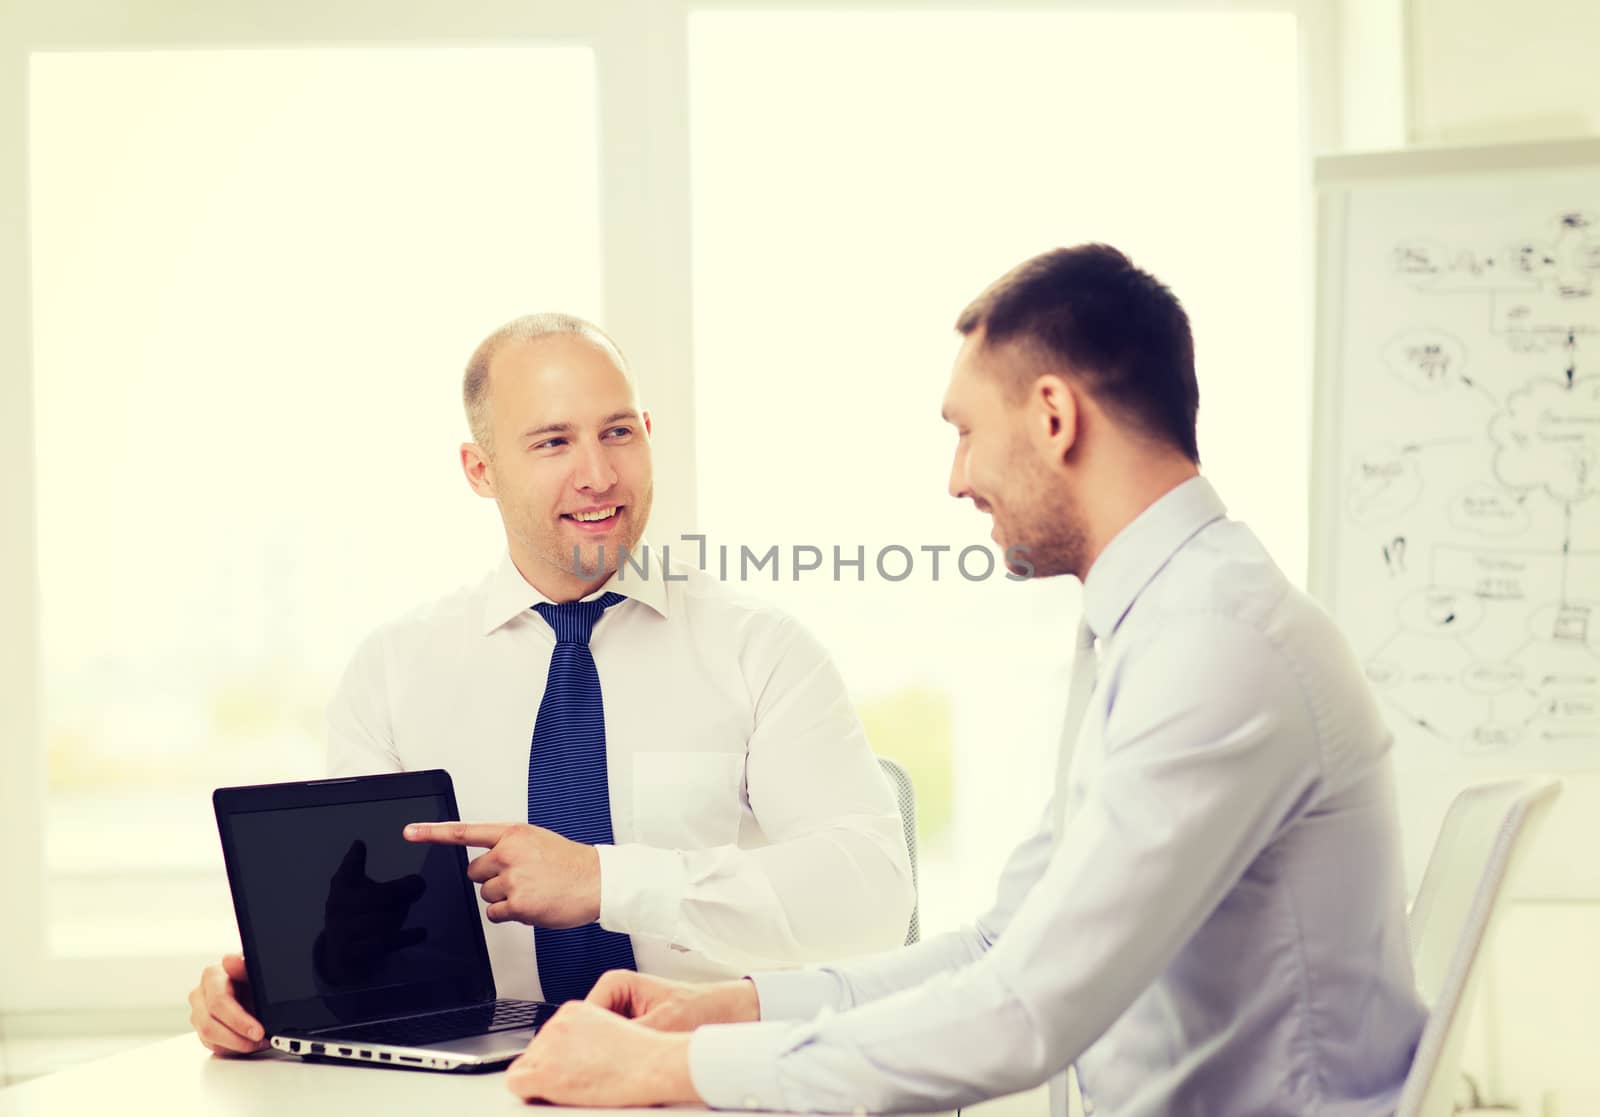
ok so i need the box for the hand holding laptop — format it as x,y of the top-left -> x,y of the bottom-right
188,811 -> 601,1059
187,952 -> 268,1056
199,772 -> 563,1071
188,835 -> 434,1055
403,820 -> 602,928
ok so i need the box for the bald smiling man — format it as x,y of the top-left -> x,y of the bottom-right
187,314 -> 915,1054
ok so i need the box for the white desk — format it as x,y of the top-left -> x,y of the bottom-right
0,1033 -> 672,1116
0,1034 -> 961,1117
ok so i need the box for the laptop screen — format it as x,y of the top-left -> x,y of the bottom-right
216,774 -> 496,1034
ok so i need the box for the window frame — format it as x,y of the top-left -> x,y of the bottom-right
0,0 -> 1335,1015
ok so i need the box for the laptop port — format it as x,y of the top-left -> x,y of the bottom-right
290,1041 -> 301,1053
337,1047 -> 351,1056
310,1044 -> 324,1056
378,1053 -> 391,1062
398,1056 -> 421,1064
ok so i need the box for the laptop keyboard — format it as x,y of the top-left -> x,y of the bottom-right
324,999 -> 559,1048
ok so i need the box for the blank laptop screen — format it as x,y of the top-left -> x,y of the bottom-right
221,791 -> 493,1032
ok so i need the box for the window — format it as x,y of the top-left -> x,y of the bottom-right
29,46 -> 600,958
690,9 -> 1308,932
1,0 -> 1325,1015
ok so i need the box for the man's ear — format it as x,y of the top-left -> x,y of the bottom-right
460,442 -> 497,498
1033,374 -> 1080,464
642,410 -> 653,438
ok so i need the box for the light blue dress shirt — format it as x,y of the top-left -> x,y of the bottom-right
688,477 -> 1427,1116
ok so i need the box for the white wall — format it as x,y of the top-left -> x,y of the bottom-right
1378,2 -> 1600,1111
1411,0 -> 1600,145
1338,0 -> 1407,149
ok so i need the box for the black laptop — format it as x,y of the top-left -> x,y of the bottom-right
213,769 -> 559,1071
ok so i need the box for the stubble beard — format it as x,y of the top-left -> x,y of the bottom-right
997,445 -> 1088,581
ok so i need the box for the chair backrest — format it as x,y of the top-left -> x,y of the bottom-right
876,755 -> 921,945
1397,776 -> 1562,1117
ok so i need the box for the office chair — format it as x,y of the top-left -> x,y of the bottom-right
1396,775 -> 1562,1117
876,755 -> 921,945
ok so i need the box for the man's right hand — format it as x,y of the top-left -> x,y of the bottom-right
188,953 -> 267,1055
585,971 -> 761,1032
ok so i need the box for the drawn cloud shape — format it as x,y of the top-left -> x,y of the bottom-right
1382,329 -> 1466,393
1489,379 -> 1600,504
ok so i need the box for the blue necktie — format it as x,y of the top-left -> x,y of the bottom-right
527,591 -> 637,1002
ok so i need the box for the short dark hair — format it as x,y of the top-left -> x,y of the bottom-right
955,244 -> 1199,463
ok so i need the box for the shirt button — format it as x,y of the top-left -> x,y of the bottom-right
743,1098 -> 760,1109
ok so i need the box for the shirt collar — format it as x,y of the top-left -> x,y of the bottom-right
1080,476 -> 1226,641
480,538 -> 671,634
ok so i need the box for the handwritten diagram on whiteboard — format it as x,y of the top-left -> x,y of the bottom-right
1325,167 -> 1600,774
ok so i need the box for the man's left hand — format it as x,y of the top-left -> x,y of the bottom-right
506,1001 -> 700,1107
403,821 -> 600,928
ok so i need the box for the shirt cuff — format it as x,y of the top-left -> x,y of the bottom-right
689,1021 -> 798,1111
596,842 -> 687,943
750,968 -> 842,1021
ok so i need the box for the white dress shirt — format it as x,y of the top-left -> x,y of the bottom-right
326,545 -> 915,1000
690,478 -> 1427,1117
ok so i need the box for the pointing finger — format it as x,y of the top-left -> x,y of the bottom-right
403,821 -> 514,847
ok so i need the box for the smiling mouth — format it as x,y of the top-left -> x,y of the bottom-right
562,505 -> 623,529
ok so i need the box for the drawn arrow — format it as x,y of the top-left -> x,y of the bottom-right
1384,698 -> 1448,739
1562,502 -> 1573,603
1459,374 -> 1501,406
